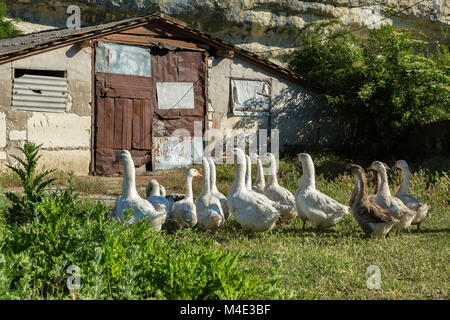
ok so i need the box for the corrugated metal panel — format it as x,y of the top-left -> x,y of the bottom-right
12,74 -> 68,112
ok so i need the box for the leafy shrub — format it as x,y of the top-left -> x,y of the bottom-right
287,21 -> 450,158
0,194 -> 273,299
3,142 -> 56,225
0,1 -> 22,38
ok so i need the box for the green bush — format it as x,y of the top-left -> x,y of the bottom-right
287,21 -> 450,157
0,195 -> 273,299
0,1 -> 21,38
4,142 -> 56,225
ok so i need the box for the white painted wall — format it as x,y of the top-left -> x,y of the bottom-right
207,56 -> 325,152
0,44 -> 92,175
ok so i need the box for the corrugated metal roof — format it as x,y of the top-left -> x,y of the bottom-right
0,13 -> 324,93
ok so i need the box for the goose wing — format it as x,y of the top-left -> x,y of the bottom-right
304,191 -> 349,217
361,203 -> 398,223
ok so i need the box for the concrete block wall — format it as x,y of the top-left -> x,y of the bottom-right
0,44 -> 92,175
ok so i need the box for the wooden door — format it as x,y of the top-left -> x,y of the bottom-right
95,72 -> 152,175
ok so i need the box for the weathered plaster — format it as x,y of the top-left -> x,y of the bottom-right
27,112 -> 91,149
208,56 -> 326,150
0,45 -> 93,173
0,112 -> 6,148
37,149 -> 91,175
9,130 -> 27,141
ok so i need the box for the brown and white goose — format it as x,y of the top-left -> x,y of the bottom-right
367,161 -> 417,231
346,164 -> 399,237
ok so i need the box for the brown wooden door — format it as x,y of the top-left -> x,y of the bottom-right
95,72 -> 152,175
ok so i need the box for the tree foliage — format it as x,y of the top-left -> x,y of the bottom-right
287,21 -> 450,156
0,1 -> 21,38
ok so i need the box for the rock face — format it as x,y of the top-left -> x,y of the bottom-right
5,0 -> 449,59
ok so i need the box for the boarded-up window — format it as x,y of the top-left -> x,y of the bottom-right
231,79 -> 271,116
156,82 -> 195,109
95,42 -> 151,77
12,69 -> 68,113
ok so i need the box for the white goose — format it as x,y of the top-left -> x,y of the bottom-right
262,152 -> 297,223
169,168 -> 201,229
368,161 -> 417,231
251,153 -> 265,194
146,179 -> 171,217
227,148 -> 280,233
245,155 -> 252,190
393,160 -> 429,231
112,150 -> 166,230
295,153 -> 349,230
207,157 -> 230,220
294,177 -> 309,230
196,157 -> 225,231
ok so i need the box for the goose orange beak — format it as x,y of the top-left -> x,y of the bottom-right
197,172 -> 203,177
223,151 -> 230,156
293,155 -> 299,161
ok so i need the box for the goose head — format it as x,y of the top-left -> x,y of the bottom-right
293,153 -> 311,163
146,179 -> 161,197
119,150 -> 132,166
346,163 -> 365,176
392,160 -> 408,171
188,168 -> 202,178
367,161 -> 391,173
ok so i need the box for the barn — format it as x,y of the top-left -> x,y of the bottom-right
0,13 -> 325,175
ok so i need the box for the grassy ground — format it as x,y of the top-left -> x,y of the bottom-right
0,153 -> 448,299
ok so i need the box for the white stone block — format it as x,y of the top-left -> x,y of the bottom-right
0,151 -> 7,160
9,130 -> 27,141
27,112 -> 91,149
0,112 -> 6,148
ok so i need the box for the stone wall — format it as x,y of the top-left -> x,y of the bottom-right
6,0 -> 449,62
0,45 -> 92,175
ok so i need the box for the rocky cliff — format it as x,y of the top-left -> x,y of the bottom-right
5,0 -> 449,59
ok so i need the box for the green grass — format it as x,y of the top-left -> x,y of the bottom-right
0,152 -> 448,299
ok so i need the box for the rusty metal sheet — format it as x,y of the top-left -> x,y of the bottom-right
151,49 -> 205,119
95,41 -> 151,77
152,116 -> 203,137
96,148 -> 151,175
96,73 -> 153,100
153,136 -> 201,170
132,99 -> 152,150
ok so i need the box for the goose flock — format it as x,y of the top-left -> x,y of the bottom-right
113,149 -> 429,238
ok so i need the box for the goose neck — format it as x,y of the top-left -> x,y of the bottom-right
354,170 -> 369,204
201,158 -> 211,196
231,151 -> 246,193
255,158 -> 265,186
398,167 -> 410,195
378,168 -> 391,196
300,158 -> 315,190
209,160 -> 219,193
122,160 -> 138,198
185,173 -> 194,201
